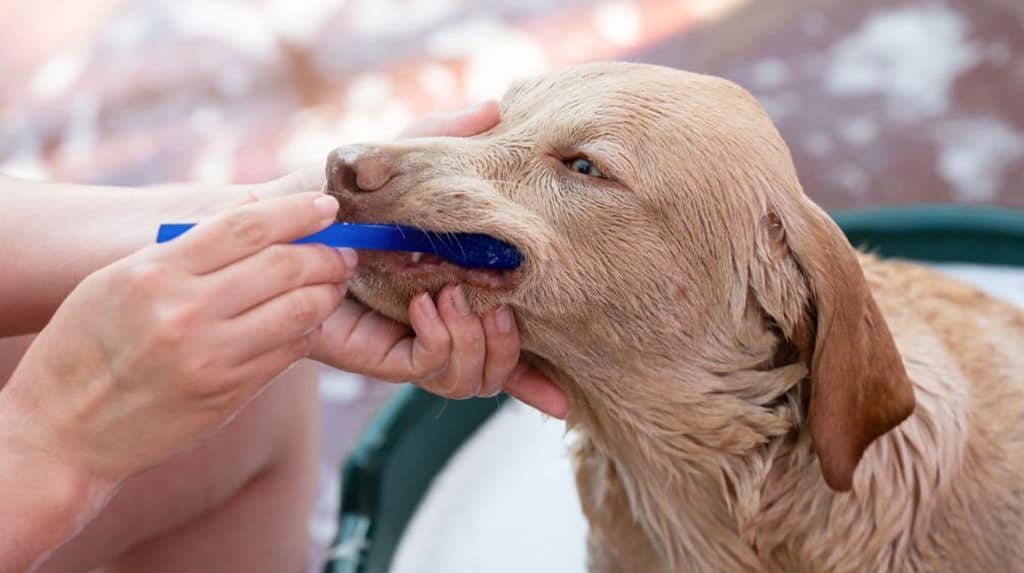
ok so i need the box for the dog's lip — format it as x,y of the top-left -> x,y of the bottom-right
356,249 -> 520,290
337,216 -> 528,290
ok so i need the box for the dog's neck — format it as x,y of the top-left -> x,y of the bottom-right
536,351 -> 798,564
537,346 -> 820,571
539,339 -> 960,572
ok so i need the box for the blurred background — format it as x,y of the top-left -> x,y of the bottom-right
2,0 -> 1022,568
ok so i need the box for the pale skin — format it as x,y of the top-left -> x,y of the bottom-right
0,103 -> 567,572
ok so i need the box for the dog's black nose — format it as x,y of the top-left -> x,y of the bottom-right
326,145 -> 397,194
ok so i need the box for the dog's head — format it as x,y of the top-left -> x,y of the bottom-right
326,62 -> 914,491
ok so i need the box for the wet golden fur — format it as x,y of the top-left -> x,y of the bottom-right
327,62 -> 1024,572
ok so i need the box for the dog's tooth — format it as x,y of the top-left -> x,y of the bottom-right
410,252 -> 423,264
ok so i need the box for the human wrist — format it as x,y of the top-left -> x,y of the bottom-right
0,380 -> 119,504
0,390 -> 118,564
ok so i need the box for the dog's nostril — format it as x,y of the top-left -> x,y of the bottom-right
328,145 -> 396,194
337,157 -> 362,194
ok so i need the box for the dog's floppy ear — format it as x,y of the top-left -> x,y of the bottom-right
766,200 -> 915,492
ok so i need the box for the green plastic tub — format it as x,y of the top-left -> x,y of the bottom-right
323,205 -> 1024,573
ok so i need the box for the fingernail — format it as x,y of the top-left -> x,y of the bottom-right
418,293 -> 438,321
479,386 -> 503,399
494,305 -> 514,333
451,285 -> 471,316
337,247 -> 358,269
465,101 -> 489,114
314,195 -> 339,218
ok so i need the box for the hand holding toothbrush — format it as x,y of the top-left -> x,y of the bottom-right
0,100 -> 565,573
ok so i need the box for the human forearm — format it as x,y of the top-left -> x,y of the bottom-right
0,174 -> 251,336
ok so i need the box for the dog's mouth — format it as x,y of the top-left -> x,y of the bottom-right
356,245 -> 521,290
328,187 -> 526,291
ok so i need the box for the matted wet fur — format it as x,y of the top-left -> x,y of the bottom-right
325,62 -> 1024,572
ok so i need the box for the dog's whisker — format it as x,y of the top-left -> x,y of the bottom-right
447,230 -> 468,260
421,229 -> 441,256
434,398 -> 449,420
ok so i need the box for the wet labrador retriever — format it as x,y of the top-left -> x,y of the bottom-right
326,62 -> 1024,572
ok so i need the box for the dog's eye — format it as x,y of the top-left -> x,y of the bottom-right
564,157 -> 606,179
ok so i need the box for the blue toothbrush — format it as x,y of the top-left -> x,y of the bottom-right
156,223 -> 523,271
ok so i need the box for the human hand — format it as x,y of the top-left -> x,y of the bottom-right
1,192 -> 353,488
290,102 -> 568,418
311,285 -> 568,419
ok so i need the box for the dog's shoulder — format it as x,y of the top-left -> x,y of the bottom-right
849,253 -> 1024,569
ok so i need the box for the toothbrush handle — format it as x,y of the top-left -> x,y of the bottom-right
295,223 -> 438,252
157,223 -> 437,252
156,222 -> 522,270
